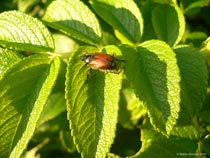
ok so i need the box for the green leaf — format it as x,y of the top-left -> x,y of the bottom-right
17,0 -> 40,12
140,1 -> 156,41
52,33 -> 79,54
181,0 -> 210,14
201,36 -> 210,66
152,4 -> 185,46
0,55 -> 60,158
119,80 -> 146,129
201,134 -> 210,156
42,0 -> 102,46
37,92 -> 66,126
184,31 -> 207,48
0,47 -> 23,78
59,120 -> 77,153
109,124 -> 141,157
90,0 -> 143,45
0,11 -> 54,52
108,153 -> 121,158
65,46 -> 123,158
34,111 -> 67,141
121,40 -> 181,135
152,0 -> 176,4
199,93 -> 210,124
174,46 -> 208,116
132,120 -> 198,158
171,124 -> 198,140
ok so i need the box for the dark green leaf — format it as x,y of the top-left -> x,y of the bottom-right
90,0 -> 143,45
119,80 -> 146,129
132,120 -> 198,158
141,1 -> 156,41
201,134 -> 210,156
59,121 -> 77,153
181,0 -> 210,14
184,31 -> 207,48
174,46 -> 208,116
152,4 -> 185,46
37,92 -> 66,126
201,36 -> 210,67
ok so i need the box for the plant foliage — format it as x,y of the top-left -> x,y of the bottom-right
0,0 -> 209,158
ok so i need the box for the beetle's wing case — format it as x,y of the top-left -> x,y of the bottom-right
89,56 -> 112,69
94,53 -> 114,61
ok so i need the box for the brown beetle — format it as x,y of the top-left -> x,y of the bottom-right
80,52 -> 125,74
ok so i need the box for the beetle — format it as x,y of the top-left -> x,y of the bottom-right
80,52 -> 125,74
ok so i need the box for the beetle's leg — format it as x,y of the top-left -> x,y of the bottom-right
87,68 -> 92,78
84,68 -> 92,83
115,59 -> 126,65
111,69 -> 121,74
115,58 -> 125,62
118,59 -> 126,69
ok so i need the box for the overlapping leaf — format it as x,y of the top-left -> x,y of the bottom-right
0,55 -> 60,158
0,11 -> 54,52
121,40 -> 181,135
182,0 -> 210,14
152,4 -> 185,46
42,0 -> 102,46
0,47 -> 23,78
65,46 -> 123,158
119,80 -> 146,129
174,46 -> 208,116
132,120 -> 198,158
90,0 -> 143,45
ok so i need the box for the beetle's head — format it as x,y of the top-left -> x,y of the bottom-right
80,54 -> 93,64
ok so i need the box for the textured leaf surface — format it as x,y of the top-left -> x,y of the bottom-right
132,120 -> 198,158
121,40 -> 181,134
152,4 -> 185,46
0,55 -> 60,158
174,46 -> 208,116
0,11 -> 54,52
42,0 -> 102,46
0,47 -> 23,78
90,0 -> 143,44
65,46 -> 123,158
